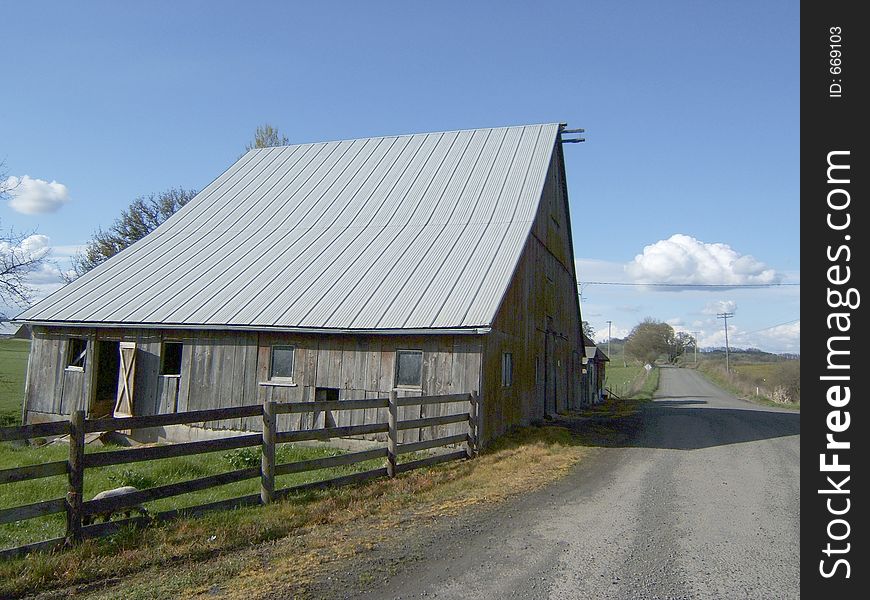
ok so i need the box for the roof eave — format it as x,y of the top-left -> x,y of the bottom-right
14,320 -> 491,336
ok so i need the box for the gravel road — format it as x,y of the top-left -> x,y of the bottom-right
330,367 -> 800,600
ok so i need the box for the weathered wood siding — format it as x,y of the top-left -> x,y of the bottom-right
24,328 -> 68,416
482,146 -> 584,440
580,354 -> 608,405
25,327 -> 482,444
25,327 -> 96,419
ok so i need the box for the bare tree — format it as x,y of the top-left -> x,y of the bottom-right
1,162 -> 50,316
0,230 -> 48,312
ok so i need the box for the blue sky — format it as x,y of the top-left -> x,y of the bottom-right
0,1 -> 799,352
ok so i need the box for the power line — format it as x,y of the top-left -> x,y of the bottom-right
742,318 -> 800,335
578,281 -> 799,288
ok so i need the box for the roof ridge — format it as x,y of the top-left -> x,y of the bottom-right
244,122 -> 563,152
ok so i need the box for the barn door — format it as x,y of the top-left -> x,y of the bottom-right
113,342 -> 137,417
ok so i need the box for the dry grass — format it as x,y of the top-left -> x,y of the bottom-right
2,395 -> 651,600
3,423 -> 591,599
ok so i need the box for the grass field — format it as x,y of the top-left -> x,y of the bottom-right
0,440 -> 383,551
696,357 -> 800,409
0,411 -> 619,599
604,363 -> 649,398
0,339 -> 29,427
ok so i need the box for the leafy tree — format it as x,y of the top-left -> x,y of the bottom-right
582,320 -> 595,340
71,188 -> 197,277
245,124 -> 289,151
672,331 -> 695,362
624,318 -> 676,364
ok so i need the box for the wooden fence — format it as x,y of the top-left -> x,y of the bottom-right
0,390 -> 479,559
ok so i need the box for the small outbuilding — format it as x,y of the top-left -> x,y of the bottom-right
581,334 -> 609,404
16,123 -> 586,444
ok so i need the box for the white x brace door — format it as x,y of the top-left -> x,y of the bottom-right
113,341 -> 136,417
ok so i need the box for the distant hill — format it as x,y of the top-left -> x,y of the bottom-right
699,348 -> 799,363
593,337 -> 798,364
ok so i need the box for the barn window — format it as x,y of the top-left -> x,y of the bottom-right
502,352 -> 513,387
161,342 -> 183,375
269,345 -> 295,381
66,338 -> 87,370
395,350 -> 423,388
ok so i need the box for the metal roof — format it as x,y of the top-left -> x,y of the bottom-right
585,346 -> 609,361
18,123 -> 561,332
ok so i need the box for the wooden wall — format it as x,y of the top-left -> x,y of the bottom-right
25,327 -> 96,419
25,327 -> 482,444
481,145 -> 585,440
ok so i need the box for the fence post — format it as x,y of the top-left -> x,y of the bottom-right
261,401 -> 276,505
66,409 -> 85,544
466,391 -> 479,458
387,391 -> 397,477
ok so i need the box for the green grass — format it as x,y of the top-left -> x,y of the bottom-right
0,420 -> 597,599
0,339 -> 29,427
604,363 -> 646,398
628,366 -> 660,401
0,440 -> 384,551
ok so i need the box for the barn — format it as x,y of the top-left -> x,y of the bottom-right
15,123 -> 586,444
580,334 -> 609,404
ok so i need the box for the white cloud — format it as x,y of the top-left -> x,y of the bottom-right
702,300 -> 737,315
4,175 -> 70,214
696,319 -> 801,354
0,233 -> 51,263
592,322 -> 631,343
750,321 -> 801,353
625,234 -> 780,288
49,244 -> 86,259
28,262 -> 65,284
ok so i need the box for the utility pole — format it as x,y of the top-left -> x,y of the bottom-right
606,320 -> 612,358
717,313 -> 734,374
692,331 -> 699,364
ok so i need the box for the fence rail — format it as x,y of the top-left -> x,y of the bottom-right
0,390 -> 478,560
0,420 -> 70,442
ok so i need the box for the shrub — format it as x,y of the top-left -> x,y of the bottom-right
223,447 -> 262,469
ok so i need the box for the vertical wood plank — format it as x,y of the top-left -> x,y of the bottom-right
363,340 -> 380,426
261,401 -> 276,505
66,409 -> 85,544
467,391 -> 479,457
135,334 -> 161,417
176,340 -> 194,413
242,334 -> 261,430
387,391 -> 397,477
82,330 -> 98,415
315,342 -> 331,388
53,338 -> 68,414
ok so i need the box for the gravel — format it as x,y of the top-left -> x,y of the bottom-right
305,367 -> 800,599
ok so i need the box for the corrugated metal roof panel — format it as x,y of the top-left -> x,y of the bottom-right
18,123 -> 562,330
